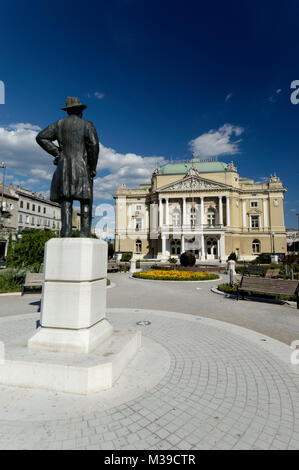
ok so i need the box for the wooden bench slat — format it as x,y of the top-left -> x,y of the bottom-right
238,277 -> 299,304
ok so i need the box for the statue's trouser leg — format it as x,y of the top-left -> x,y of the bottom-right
61,200 -> 72,237
80,200 -> 92,237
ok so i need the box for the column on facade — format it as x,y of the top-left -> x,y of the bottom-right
242,199 -> 247,228
263,198 -> 268,229
127,203 -> 132,230
149,202 -> 158,240
200,196 -> 204,227
201,233 -> 205,260
182,197 -> 186,226
226,195 -> 230,227
165,197 -> 169,226
162,235 -> 167,257
145,203 -> 149,230
181,235 -> 185,253
219,233 -> 225,261
159,198 -> 163,228
218,196 -> 223,226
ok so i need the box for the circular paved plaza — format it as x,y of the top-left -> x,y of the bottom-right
0,274 -> 299,450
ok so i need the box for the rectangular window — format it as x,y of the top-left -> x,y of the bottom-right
27,202 -> 30,210
19,214 -> 23,223
136,205 -> 142,211
44,207 -> 46,214
20,201 -> 24,209
251,215 -> 259,228
31,217 -> 35,225
38,206 -> 41,213
32,204 -> 35,211
135,217 -> 142,230
250,201 -> 258,208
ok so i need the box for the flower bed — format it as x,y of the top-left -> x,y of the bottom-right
133,270 -> 219,281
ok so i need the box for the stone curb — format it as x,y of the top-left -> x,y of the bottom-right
129,275 -> 222,283
0,292 -> 22,297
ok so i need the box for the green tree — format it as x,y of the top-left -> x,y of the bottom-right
6,230 -> 57,270
5,233 -> 13,266
108,242 -> 114,259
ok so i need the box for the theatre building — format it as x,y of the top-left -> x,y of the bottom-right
114,159 -> 287,261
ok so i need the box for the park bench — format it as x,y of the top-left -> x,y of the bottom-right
237,276 -> 299,308
265,268 -> 280,278
241,265 -> 280,278
22,273 -> 44,295
107,262 -> 119,272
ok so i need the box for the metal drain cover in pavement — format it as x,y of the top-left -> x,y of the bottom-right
136,321 -> 151,326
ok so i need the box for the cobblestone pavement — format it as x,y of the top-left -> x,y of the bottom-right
0,308 -> 299,450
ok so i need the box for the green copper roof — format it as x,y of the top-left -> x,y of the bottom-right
160,160 -> 228,175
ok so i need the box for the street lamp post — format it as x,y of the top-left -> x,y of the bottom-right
0,162 -> 6,224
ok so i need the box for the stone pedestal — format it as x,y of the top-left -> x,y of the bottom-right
130,259 -> 136,274
0,238 -> 141,394
227,259 -> 236,275
28,238 -> 112,354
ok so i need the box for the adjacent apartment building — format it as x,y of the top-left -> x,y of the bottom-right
0,185 -> 62,259
114,159 -> 287,261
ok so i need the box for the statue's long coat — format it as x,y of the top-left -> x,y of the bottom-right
36,115 -> 99,203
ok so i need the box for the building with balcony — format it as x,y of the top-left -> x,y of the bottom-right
16,186 -> 62,233
0,184 -> 19,259
114,159 -> 287,261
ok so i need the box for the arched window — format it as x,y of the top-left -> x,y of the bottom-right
171,239 -> 181,255
252,239 -> 261,253
207,208 -> 216,226
135,239 -> 142,253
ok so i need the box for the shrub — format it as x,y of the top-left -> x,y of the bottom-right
180,251 -> 196,267
121,252 -> 132,262
119,264 -> 130,272
254,253 -> 271,264
168,257 -> 178,264
0,271 -> 23,293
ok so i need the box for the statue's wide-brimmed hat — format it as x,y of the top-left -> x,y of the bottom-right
61,97 -> 87,111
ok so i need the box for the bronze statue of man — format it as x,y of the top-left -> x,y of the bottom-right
36,97 -> 99,237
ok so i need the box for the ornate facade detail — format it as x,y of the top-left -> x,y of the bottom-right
160,175 -> 226,192
226,161 -> 237,172
185,167 -> 201,178
152,168 -> 161,176
270,173 -> 280,183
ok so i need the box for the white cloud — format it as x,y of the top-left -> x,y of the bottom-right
268,88 -> 282,103
0,122 -> 167,201
189,124 -> 244,158
225,92 -> 233,102
94,92 -> 105,100
0,123 -> 52,180
94,144 -> 166,199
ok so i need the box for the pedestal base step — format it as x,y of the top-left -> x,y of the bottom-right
0,329 -> 141,394
28,319 -> 113,354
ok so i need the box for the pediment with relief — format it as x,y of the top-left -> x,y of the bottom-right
158,169 -> 232,192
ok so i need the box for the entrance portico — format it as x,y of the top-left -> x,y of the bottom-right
161,231 -> 226,261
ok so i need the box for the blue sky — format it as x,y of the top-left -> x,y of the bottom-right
0,0 -> 298,227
